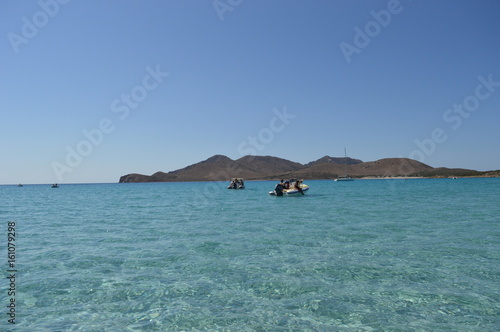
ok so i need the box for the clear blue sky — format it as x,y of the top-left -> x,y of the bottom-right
1,0 -> 499,184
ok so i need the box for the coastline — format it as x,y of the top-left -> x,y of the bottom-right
118,155 -> 500,184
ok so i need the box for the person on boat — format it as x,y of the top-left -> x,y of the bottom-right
294,180 -> 304,195
274,180 -> 284,196
283,180 -> 290,189
238,179 -> 244,188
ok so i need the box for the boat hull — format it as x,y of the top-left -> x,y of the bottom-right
269,185 -> 309,196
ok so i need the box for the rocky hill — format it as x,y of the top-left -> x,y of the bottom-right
119,154 -> 492,183
305,155 -> 363,167
236,155 -> 304,174
119,155 -> 304,183
258,158 -> 434,180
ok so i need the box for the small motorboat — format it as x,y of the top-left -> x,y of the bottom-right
269,179 -> 309,196
227,178 -> 245,189
51,184 -> 59,188
334,176 -> 354,181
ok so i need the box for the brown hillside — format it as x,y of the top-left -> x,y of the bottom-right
306,155 -> 363,166
352,158 -> 433,176
118,154 -> 486,183
119,173 -> 155,183
252,158 -> 433,180
236,155 -> 304,175
417,167 -> 481,178
161,155 -> 259,182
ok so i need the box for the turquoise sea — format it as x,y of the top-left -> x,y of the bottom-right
1,178 -> 499,331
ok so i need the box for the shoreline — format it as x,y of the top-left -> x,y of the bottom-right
6,175 -> 499,186
247,174 -> 500,181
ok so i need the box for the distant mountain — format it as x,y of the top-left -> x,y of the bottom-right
306,155 -> 363,167
236,155 -> 304,175
118,173 -> 156,183
120,155 -> 255,183
260,158 -> 433,180
118,154 -> 491,183
119,155 -> 304,183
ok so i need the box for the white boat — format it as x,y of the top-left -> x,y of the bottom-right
334,147 -> 354,181
269,179 -> 309,196
51,184 -> 59,188
227,178 -> 245,189
334,176 -> 354,182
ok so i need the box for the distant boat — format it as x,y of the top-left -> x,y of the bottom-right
51,184 -> 59,188
17,184 -> 23,187
227,178 -> 245,189
335,176 -> 354,182
269,179 -> 309,196
334,148 -> 354,181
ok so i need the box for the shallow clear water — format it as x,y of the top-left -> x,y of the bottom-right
1,178 -> 499,331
